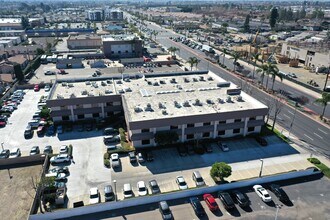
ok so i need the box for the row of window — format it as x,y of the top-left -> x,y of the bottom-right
140,127 -> 256,145
59,102 -> 119,110
61,112 -> 114,121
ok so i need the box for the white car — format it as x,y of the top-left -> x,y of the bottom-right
111,153 -> 120,168
44,85 -> 51,92
253,185 -> 272,203
123,183 -> 133,198
176,176 -> 188,190
89,187 -> 100,204
137,181 -> 148,196
218,142 -> 229,152
9,148 -> 21,158
60,145 -> 68,154
50,154 -> 70,164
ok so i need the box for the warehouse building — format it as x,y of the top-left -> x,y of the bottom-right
102,35 -> 143,58
47,71 -> 268,148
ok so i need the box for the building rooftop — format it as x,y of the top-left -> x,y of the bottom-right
0,18 -> 21,24
50,72 -> 267,122
101,35 -> 138,42
68,34 -> 101,40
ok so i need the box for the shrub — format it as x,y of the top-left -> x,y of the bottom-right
119,128 -> 126,141
104,152 -> 110,159
308,157 -> 321,165
210,162 -> 232,181
68,144 -> 73,156
104,159 -> 110,168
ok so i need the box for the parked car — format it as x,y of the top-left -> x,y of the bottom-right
137,152 -> 145,163
176,176 -> 188,190
48,166 -> 69,175
190,197 -> 205,217
50,154 -> 70,164
104,127 -> 118,135
149,179 -> 160,194
137,181 -> 148,196
288,73 -> 297,78
37,125 -> 45,136
60,145 -> 68,154
0,149 -> 10,159
57,125 -> 63,134
111,153 -> 120,168
104,185 -> 115,201
218,142 -> 229,152
177,145 -> 188,156
231,190 -> 249,207
253,185 -> 272,202
24,125 -> 33,139
30,146 -> 40,155
28,119 -> 40,129
44,84 -> 51,92
269,184 -> 290,202
89,187 -> 100,204
159,201 -> 173,220
123,183 -> 133,198
46,125 -> 55,136
128,151 -> 137,163
218,191 -> 235,209
34,84 -> 40,92
9,148 -> 21,158
103,135 -> 120,145
44,70 -> 55,75
255,136 -> 268,146
43,145 -> 53,154
55,173 -> 67,182
146,151 -> 154,161
85,123 -> 93,131
192,171 -> 205,186
203,194 -> 218,211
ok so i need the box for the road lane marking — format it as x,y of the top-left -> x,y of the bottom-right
288,110 -> 294,115
318,128 -> 328,135
304,134 -> 314,141
283,114 -> 290,119
314,133 -> 323,139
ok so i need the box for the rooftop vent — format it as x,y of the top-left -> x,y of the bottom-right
92,83 -> 98,88
124,78 -> 130,82
176,84 -> 182,90
184,78 -> 190,83
101,81 -> 107,86
226,96 -> 232,102
218,98 -> 224,103
61,82 -> 67,87
118,89 -> 125,94
199,76 -> 205,81
206,99 -> 214,104
81,90 -> 88,95
237,95 -> 243,101
170,78 -> 176,83
145,103 -> 153,112
106,80 -> 112,84
159,80 -> 166,84
158,102 -> 166,109
116,80 -> 122,84
56,94 -> 64,99
105,90 -> 112,94
174,101 -> 181,108
147,81 -> 152,85
162,110 -> 168,115
193,78 -> 198,82
153,81 -> 159,86
207,77 -> 213,81
68,83 -> 74,87
88,92 -> 94,97
70,93 -> 75,98
85,81 -> 91,85
194,99 -> 202,106
134,106 -> 143,113
124,87 -> 132,92
183,101 -> 190,107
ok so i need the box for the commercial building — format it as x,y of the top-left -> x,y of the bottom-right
47,71 -> 268,148
102,35 -> 143,58
281,42 -> 329,68
67,34 -> 102,49
87,10 -> 104,21
0,30 -> 27,41
0,18 -> 23,30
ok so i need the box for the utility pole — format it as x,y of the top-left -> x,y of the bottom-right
259,159 -> 264,177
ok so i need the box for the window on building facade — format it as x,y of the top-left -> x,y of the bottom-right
187,123 -> 194,128
92,113 -> 100,118
107,112 -> 114,116
77,114 -> 85,119
170,125 -> 178,130
62,116 -> 69,121
233,128 -> 240,134
250,117 -> 256,121
187,134 -> 194,139
141,128 -> 149,133
141,139 -> 150,145
106,102 -> 113,106
219,120 -> 226,124
248,127 -> 255,132
111,51 -> 114,54
234,119 -> 241,122
118,51 -> 121,54
202,132 -> 210,138
203,122 -> 211,126
218,130 -> 225,136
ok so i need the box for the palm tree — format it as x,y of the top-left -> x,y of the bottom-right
168,47 -> 180,56
221,48 -> 228,66
194,58 -> 201,70
187,57 -> 199,71
230,51 -> 241,72
270,65 -> 282,91
315,92 -> 330,119
251,53 -> 260,79
256,63 -> 268,87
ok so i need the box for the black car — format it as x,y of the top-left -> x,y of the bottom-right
128,151 -> 137,163
159,201 -> 173,220
255,136 -> 268,146
231,190 -> 249,207
149,179 -> 160,194
190,197 -> 205,217
177,145 -> 188,156
146,151 -> 154,161
0,149 -> 10,159
104,127 -> 118,135
43,145 -> 53,154
218,191 -> 235,209
24,125 -> 33,139
270,184 -> 290,202
30,146 -> 40,155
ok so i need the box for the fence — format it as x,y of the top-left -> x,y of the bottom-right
29,168 -> 321,220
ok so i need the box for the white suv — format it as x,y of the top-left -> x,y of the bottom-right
50,154 -> 70,164
253,185 -> 272,203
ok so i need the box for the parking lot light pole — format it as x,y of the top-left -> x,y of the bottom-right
1,142 -> 4,151
259,159 -> 264,177
113,180 -> 117,201
275,204 -> 282,220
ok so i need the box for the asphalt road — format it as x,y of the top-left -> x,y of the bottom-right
66,174 -> 330,220
129,17 -> 330,158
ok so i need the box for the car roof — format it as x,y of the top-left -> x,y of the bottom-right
149,179 -> 157,185
11,148 -> 19,152
90,187 -> 98,194
104,185 -> 113,192
159,201 -> 169,209
123,183 -> 131,190
137,181 -> 145,187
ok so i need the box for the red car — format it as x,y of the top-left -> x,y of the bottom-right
34,84 -> 40,92
203,194 -> 218,211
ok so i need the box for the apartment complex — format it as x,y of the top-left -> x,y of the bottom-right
105,10 -> 124,21
47,72 -> 268,148
87,10 -> 104,21
102,35 -> 143,58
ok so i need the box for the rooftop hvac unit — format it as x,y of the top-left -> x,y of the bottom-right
124,78 -> 131,82
159,80 -> 166,84
147,81 -> 152,85
226,96 -> 232,102
199,76 -> 205,81
118,89 -> 125,94
85,81 -> 91,85
124,87 -> 132,92
206,99 -> 214,104
176,84 -> 182,89
193,78 -> 198,82
70,93 -> 76,98
105,90 -> 112,94
174,101 -> 181,108
217,82 -> 231,87
88,92 -> 94,97
134,106 -> 143,113
93,83 -> 98,88
101,81 -> 107,86
68,83 -> 74,87
218,98 -> 224,103
162,110 -> 168,115
237,95 -> 243,101
106,80 -> 112,84
184,77 -> 190,83
183,101 -> 190,107
194,99 -> 202,106
227,88 -> 241,95
153,81 -> 159,86
185,89 -> 195,92
116,80 -> 122,84
207,77 -> 213,81
170,78 -> 176,83
81,90 -> 88,95
145,103 -> 153,112
158,102 -> 166,109
61,82 -> 67,87
57,94 -> 64,99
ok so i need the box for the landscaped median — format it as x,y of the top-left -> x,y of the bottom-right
307,158 -> 330,178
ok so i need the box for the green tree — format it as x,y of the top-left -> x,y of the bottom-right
287,8 -> 294,21
210,162 -> 232,181
186,57 -> 199,71
270,65 -> 283,91
21,16 -> 29,29
36,48 -> 45,55
168,47 -> 180,56
40,106 -> 50,119
154,131 -> 179,146
251,53 -> 260,79
269,7 -> 279,30
230,51 -> 241,72
256,63 -> 268,87
243,14 -> 250,33
315,92 -> 330,119
13,63 -> 24,81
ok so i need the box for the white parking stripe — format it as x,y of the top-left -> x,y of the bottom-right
304,134 -> 314,141
318,128 -> 328,135
314,133 -> 323,139
283,114 -> 290,119
288,110 -> 294,115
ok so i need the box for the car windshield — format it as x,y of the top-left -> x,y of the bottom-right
112,158 -> 118,162
162,208 -> 170,215
105,192 -> 113,197
264,193 -> 270,198
139,187 -> 146,191
179,181 -> 186,186
90,194 -> 98,199
124,190 -> 132,195
196,177 -> 203,182
10,152 -> 17,155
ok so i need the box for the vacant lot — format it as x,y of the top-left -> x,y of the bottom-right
0,165 -> 43,220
